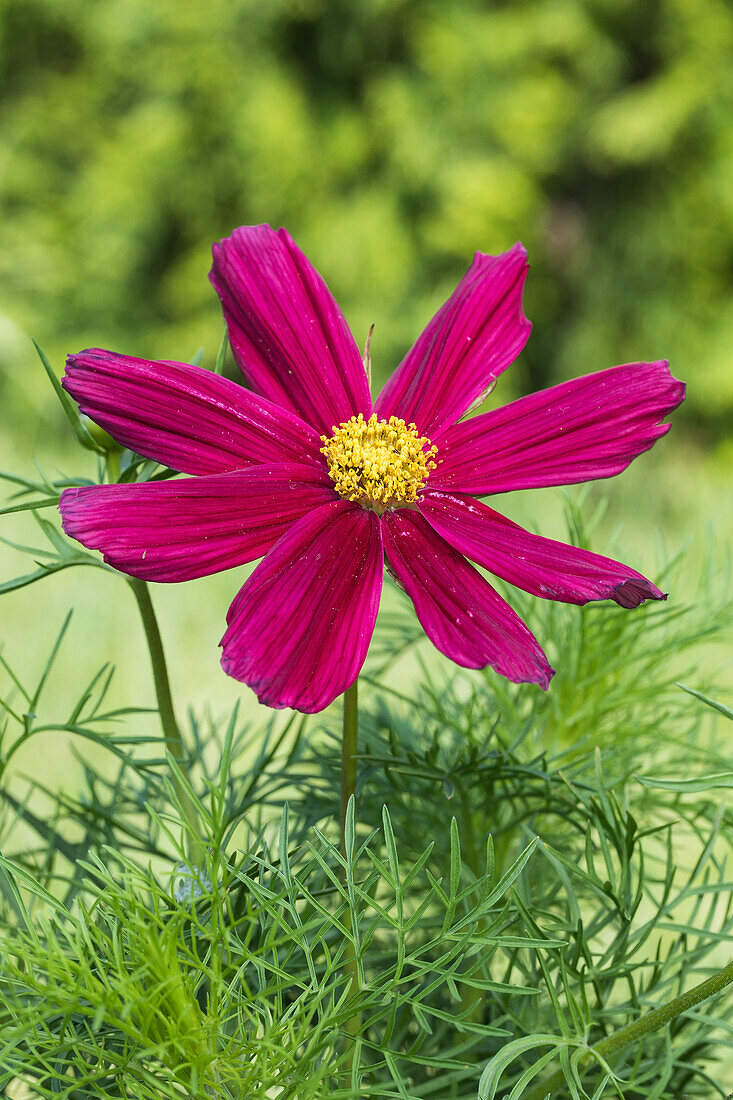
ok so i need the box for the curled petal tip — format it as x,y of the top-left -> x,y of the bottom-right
612,578 -> 667,609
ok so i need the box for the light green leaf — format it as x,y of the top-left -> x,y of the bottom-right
32,338 -> 106,453
678,682 -> 733,722
214,330 -> 228,374
637,772 -> 733,793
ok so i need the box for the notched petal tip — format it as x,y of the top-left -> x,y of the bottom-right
62,347 -> 101,388
375,240 -> 532,436
650,359 -> 685,410
538,664 -> 556,691
474,242 -> 532,345
473,240 -> 528,265
58,485 -> 86,536
510,651 -> 555,692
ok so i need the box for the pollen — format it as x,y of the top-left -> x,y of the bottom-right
321,413 -> 438,511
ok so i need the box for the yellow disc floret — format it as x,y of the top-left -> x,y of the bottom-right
321,413 -> 438,511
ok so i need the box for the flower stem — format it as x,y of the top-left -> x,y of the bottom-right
340,679 -> 358,860
458,784 -> 484,1022
340,679 -> 361,1085
106,447 -> 121,483
128,578 -> 204,867
524,958 -> 733,1099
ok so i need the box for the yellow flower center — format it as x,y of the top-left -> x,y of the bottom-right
321,413 -> 438,511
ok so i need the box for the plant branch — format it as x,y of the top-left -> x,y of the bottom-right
524,958 -> 733,1099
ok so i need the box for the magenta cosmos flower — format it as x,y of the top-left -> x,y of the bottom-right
59,225 -> 684,713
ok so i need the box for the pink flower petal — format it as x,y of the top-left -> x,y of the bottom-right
221,501 -> 383,713
210,225 -> 371,436
374,244 -> 530,437
419,490 -> 665,608
60,464 -> 335,582
382,509 -> 553,688
430,361 -> 685,495
63,350 -> 324,475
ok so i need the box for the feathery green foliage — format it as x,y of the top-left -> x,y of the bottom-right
2,0 -> 733,451
1,351 -> 732,1099
1,616 -> 733,1098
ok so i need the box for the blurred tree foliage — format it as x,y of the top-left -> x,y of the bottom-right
0,0 -> 731,450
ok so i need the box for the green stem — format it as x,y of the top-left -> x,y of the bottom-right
340,679 -> 361,1087
458,783 -> 482,1021
106,447 -> 121,483
128,578 -> 204,867
340,679 -> 358,860
524,959 -> 733,1099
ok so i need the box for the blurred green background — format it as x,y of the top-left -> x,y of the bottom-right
0,0 -> 731,778
2,0 -> 733,448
